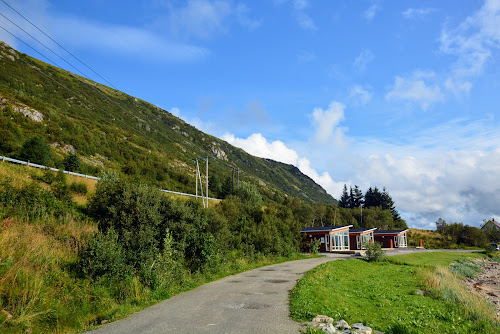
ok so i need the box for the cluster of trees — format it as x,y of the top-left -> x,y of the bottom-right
338,185 -> 402,222
435,218 -> 491,247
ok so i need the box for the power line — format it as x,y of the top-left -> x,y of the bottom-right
0,0 -> 116,90
0,2 -> 213,160
0,11 -> 93,82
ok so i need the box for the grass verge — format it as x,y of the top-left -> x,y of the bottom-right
290,252 -> 499,334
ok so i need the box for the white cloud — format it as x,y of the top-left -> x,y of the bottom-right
363,4 -> 380,21
444,78 -> 472,96
222,132 -> 346,198
223,133 -> 299,165
440,0 -> 500,79
297,157 -> 345,197
164,0 -> 232,39
311,101 -> 345,144
53,17 -> 209,62
349,85 -> 373,105
386,71 -> 445,110
353,49 -> 374,71
170,107 -> 180,117
402,8 -> 435,19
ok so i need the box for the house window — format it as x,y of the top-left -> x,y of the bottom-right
332,230 -> 349,250
361,232 -> 373,247
398,233 -> 407,247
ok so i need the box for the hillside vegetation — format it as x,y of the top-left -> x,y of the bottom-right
0,41 -> 333,204
0,161 -> 319,332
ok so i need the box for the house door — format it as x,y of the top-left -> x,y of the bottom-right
356,235 -> 361,249
394,236 -> 399,248
325,234 -> 330,252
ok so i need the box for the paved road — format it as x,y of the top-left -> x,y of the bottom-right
86,254 -> 352,334
86,248 -> 471,334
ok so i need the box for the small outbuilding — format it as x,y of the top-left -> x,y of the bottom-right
301,225 -> 352,252
374,229 -> 408,248
349,228 -> 377,250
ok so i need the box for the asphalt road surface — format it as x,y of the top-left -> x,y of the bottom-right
86,248 -> 468,334
85,254 -> 353,334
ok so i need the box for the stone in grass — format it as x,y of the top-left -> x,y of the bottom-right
351,323 -> 372,334
334,319 -> 351,330
313,315 -> 334,325
318,323 -> 338,334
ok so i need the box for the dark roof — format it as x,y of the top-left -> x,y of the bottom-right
349,228 -> 377,234
374,229 -> 408,235
301,225 -> 353,233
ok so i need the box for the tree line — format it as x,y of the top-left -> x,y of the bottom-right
338,184 -> 403,223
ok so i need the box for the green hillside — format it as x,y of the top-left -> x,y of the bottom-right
0,41 -> 334,204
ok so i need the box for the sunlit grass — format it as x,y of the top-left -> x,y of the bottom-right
290,253 -> 499,334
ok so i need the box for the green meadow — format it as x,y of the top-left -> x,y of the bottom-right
290,252 -> 499,334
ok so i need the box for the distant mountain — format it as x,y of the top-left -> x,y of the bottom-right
0,41 -> 335,204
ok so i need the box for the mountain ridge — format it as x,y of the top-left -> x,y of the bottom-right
0,41 -> 335,204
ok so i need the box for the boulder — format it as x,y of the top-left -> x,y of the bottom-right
351,323 -> 372,334
319,323 -> 338,334
312,315 -> 334,325
334,319 -> 351,330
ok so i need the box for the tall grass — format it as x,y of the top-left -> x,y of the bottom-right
0,215 -> 96,332
415,265 -> 497,324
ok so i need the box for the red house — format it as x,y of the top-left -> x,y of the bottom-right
349,228 -> 377,250
373,229 -> 408,248
301,226 -> 352,252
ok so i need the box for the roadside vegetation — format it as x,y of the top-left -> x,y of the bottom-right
290,252 -> 499,334
0,163 -> 315,333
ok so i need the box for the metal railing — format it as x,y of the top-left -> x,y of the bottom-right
0,155 -> 219,201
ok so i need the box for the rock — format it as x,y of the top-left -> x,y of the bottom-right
319,323 -> 338,334
415,289 -> 426,296
351,323 -> 372,334
334,319 -> 351,330
312,315 -> 334,325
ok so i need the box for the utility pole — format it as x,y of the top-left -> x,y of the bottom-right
206,156 -> 209,207
231,168 -> 235,193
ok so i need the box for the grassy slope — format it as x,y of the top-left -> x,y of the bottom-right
0,162 -> 312,333
0,41 -> 334,204
290,252 -> 498,334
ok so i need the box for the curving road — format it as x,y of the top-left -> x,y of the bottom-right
85,254 -> 352,334
86,248 -> 457,334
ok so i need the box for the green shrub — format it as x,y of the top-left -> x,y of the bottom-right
70,182 -> 88,195
19,136 -> 52,165
63,152 -> 80,172
77,229 -> 128,280
308,238 -> 321,255
363,241 -> 385,262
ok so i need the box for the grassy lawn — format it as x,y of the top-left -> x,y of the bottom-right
290,252 -> 499,334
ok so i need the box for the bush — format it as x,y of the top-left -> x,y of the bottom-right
77,229 -> 128,279
63,152 -> 80,172
19,136 -> 52,165
308,238 -> 321,255
363,241 -> 385,262
69,182 -> 87,195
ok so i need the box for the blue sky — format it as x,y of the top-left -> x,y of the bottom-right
1,0 -> 500,229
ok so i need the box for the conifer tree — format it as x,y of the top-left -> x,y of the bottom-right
339,184 -> 351,208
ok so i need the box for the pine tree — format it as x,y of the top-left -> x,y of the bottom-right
338,184 -> 351,208
352,185 -> 364,208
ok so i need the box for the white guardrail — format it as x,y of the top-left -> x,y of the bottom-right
0,155 -> 219,200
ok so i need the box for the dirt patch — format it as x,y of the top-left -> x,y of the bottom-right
462,258 -> 500,318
